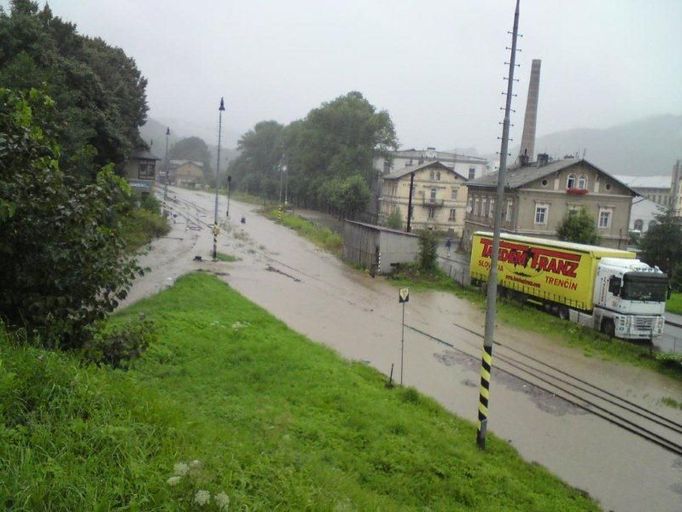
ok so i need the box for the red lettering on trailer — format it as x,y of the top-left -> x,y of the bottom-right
479,237 -> 581,278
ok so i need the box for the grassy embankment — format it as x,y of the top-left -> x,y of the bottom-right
0,273 -> 598,511
388,265 -> 682,379
264,208 -> 343,255
666,292 -> 682,315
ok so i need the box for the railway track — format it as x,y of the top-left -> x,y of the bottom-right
165,189 -> 682,457
406,322 -> 682,457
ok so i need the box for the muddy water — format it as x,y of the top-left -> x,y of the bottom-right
126,187 -> 682,512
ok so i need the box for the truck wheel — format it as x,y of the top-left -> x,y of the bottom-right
558,306 -> 569,320
601,319 -> 615,338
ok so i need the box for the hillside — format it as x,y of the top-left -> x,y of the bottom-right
512,115 -> 682,175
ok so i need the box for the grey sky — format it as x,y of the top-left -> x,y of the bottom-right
19,1 -> 682,152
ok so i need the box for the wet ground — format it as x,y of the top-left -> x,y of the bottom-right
126,187 -> 682,512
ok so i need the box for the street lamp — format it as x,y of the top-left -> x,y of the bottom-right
283,165 -> 288,206
163,127 -> 170,203
213,97 -> 226,260
226,175 -> 232,217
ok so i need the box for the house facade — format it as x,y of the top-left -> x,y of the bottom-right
463,157 -> 636,249
124,149 -> 160,197
173,161 -> 205,187
379,161 -> 468,234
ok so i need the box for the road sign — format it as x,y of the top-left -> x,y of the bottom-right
212,224 -> 220,236
399,287 -> 409,303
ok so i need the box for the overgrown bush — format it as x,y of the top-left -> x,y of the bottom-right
0,88 -> 141,349
83,315 -> 157,369
140,193 -> 162,213
120,208 -> 171,249
417,230 -> 438,273
386,209 -> 402,230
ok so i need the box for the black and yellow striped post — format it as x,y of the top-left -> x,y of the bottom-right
476,344 -> 493,448
475,0 -> 520,449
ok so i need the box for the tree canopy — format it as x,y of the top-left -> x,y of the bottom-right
229,91 -> 397,218
556,208 -> 600,245
0,0 -> 148,179
639,209 -> 682,289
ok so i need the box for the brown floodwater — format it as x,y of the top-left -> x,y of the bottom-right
125,187 -> 682,512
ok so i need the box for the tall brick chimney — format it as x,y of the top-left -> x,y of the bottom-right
519,59 -> 541,164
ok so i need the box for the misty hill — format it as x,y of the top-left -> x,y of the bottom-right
141,118 -> 239,168
514,115 -> 681,175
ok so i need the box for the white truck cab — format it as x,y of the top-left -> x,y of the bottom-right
593,258 -> 667,339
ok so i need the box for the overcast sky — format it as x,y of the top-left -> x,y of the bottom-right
16,0 -> 682,152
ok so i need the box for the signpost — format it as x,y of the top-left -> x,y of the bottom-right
399,287 -> 409,385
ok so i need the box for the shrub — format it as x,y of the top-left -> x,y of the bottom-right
417,230 -> 438,273
140,193 -> 162,213
386,209 -> 402,230
83,315 -> 157,369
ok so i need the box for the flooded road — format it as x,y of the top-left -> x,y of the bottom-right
127,186 -> 682,512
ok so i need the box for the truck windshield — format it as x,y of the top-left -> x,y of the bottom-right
621,274 -> 668,302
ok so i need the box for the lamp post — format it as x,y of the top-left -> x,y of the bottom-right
213,97 -> 226,260
226,175 -> 232,218
283,164 -> 288,206
163,127 -> 170,203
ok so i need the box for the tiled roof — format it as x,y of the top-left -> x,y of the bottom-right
382,160 -> 467,181
467,158 -> 637,195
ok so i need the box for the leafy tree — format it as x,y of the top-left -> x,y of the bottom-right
0,88 -> 140,348
556,208 -> 599,245
417,230 -> 438,273
386,209 -> 402,230
640,209 -> 682,289
228,121 -> 284,198
0,1 -> 148,179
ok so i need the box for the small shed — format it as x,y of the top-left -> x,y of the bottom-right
124,148 -> 160,196
343,220 -> 420,274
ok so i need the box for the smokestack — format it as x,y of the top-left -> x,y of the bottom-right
519,59 -> 541,164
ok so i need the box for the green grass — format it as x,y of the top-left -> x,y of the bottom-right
389,266 -> 682,380
266,208 -> 343,255
0,273 -> 599,511
119,207 -> 171,250
661,396 -> 682,410
666,292 -> 682,314
215,252 -> 239,262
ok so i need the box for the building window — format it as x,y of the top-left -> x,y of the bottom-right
436,171 -> 441,181
430,188 -> 437,201
633,219 -> 643,231
467,197 -> 473,213
451,188 -> 457,199
475,198 -> 480,216
567,174 -> 576,189
534,204 -> 549,225
449,208 -> 456,221
541,179 -> 548,187
505,200 -> 512,222
598,208 -> 612,229
428,207 -> 435,219
430,170 -> 435,180
482,198 -> 488,217
489,198 -> 495,218
577,175 -> 587,189
468,168 -> 476,180
383,160 -> 391,173
138,161 -> 155,179
648,219 -> 657,230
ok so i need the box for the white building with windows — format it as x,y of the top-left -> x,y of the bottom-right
463,155 -> 637,249
374,148 -> 489,180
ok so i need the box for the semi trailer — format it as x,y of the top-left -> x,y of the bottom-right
469,231 -> 668,339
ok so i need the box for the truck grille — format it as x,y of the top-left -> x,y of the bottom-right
634,317 -> 653,331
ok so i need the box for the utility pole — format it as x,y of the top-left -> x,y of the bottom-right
283,164 -> 288,206
406,172 -> 415,232
213,97 -> 225,260
476,0 -> 521,450
163,127 -> 170,203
